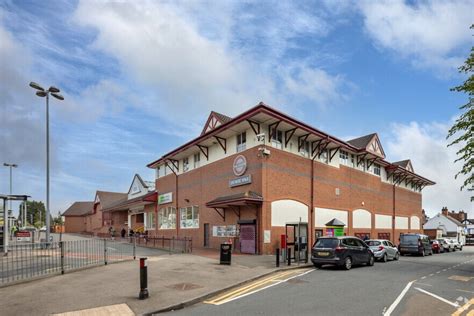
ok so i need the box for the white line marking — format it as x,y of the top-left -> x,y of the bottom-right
421,276 -> 426,279
443,269 -> 447,272
436,271 -> 441,274
414,288 -> 459,308
384,281 -> 414,316
415,282 -> 432,287
429,274 -> 434,276
456,289 -> 474,294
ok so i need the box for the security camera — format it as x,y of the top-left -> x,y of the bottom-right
256,133 -> 265,142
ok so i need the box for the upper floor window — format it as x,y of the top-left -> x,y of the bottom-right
374,163 -> 381,176
319,149 -> 328,163
194,153 -> 200,168
350,154 -> 355,167
300,141 -> 310,157
358,159 -> 365,171
236,132 -> 246,152
271,128 -> 283,149
156,166 -> 160,179
340,150 -> 349,165
183,157 -> 189,172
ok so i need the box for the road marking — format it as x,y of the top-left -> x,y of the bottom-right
430,274 -> 434,276
443,269 -> 447,272
415,287 -> 459,308
421,276 -> 427,279
452,298 -> 474,316
415,282 -> 432,287
437,271 -> 441,274
456,289 -> 474,294
449,275 -> 474,282
384,280 -> 415,316
204,269 -> 314,305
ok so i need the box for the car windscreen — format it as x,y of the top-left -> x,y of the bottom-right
400,235 -> 419,245
365,241 -> 381,246
314,239 -> 339,248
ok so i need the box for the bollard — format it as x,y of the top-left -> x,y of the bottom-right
276,248 -> 280,267
139,257 -> 149,300
287,247 -> 291,266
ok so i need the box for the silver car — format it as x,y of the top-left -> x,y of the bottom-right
365,239 -> 400,262
447,239 -> 463,251
438,238 -> 453,252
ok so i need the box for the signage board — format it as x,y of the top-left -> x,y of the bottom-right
233,155 -> 247,176
16,231 -> 31,242
213,225 -> 237,237
158,192 -> 173,205
229,175 -> 252,188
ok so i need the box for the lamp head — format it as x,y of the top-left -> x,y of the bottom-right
51,93 -> 64,100
29,82 -> 45,91
48,86 -> 60,93
36,91 -> 47,97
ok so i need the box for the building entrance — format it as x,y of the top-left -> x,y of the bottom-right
239,220 -> 256,254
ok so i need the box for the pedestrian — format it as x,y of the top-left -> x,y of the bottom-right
121,227 -> 126,238
363,235 -> 369,241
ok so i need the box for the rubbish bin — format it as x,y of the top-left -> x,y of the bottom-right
220,243 -> 232,265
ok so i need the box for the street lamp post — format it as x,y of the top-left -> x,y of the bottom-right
3,163 -> 18,228
29,82 -> 64,243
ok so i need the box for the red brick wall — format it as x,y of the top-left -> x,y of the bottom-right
64,216 -> 87,233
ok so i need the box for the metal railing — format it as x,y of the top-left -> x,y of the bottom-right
131,236 -> 192,253
1,239 -> 135,286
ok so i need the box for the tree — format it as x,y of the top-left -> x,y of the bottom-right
18,200 -> 47,227
447,25 -> 474,202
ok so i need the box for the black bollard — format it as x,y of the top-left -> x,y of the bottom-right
276,248 -> 280,267
287,247 -> 291,266
139,258 -> 149,300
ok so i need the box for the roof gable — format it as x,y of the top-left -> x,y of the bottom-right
201,111 -> 232,135
393,160 -> 414,172
127,174 -> 154,199
62,201 -> 94,216
347,133 -> 385,158
95,191 -> 127,209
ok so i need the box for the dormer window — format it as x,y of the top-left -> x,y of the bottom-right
236,132 -> 246,152
271,128 -> 283,149
374,163 -> 381,176
340,150 -> 349,165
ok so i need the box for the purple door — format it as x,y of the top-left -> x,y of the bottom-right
240,225 -> 256,254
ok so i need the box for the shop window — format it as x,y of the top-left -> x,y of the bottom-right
374,163 -> 381,176
236,132 -> 246,152
180,206 -> 199,229
378,233 -> 390,240
183,157 -> 189,172
340,150 -> 349,165
271,128 -> 283,149
136,213 -> 144,224
146,212 -> 156,230
158,207 -> 176,229
194,153 -> 200,168
354,233 -> 370,240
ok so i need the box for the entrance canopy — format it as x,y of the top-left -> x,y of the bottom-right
102,191 -> 157,213
206,191 -> 263,208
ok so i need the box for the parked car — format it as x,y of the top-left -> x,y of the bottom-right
366,239 -> 399,262
311,236 -> 375,270
431,240 -> 442,254
437,238 -> 453,252
399,233 -> 432,256
447,239 -> 462,251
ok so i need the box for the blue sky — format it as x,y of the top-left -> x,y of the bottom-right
0,0 -> 472,218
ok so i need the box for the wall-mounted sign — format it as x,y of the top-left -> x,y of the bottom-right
233,155 -> 247,176
213,225 -> 238,237
158,192 -> 173,205
229,175 -> 252,188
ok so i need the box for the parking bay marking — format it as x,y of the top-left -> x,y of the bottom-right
204,269 -> 314,306
415,287 -> 459,308
383,280 -> 415,316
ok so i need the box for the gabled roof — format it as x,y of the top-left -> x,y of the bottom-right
62,201 -> 94,217
103,191 -> 157,212
127,174 -> 155,195
393,160 -> 414,172
325,218 -> 346,226
445,214 -> 463,226
347,133 -> 385,158
201,111 -> 233,135
95,191 -> 127,209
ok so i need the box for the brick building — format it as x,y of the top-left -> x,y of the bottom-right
146,103 -> 435,254
63,201 -> 93,233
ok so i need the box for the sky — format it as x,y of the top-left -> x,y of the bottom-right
0,0 -> 472,219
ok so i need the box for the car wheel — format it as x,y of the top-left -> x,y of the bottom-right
429,249 -> 433,256
394,252 -> 400,260
460,246 -> 463,251
368,255 -> 375,266
382,253 -> 388,263
344,257 -> 352,270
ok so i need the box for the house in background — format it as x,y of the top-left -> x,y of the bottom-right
423,207 -> 466,244
462,218 -> 474,245
63,202 -> 93,233
87,191 -> 127,235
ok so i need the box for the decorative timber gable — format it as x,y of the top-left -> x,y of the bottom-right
201,111 -> 232,135
366,134 -> 385,158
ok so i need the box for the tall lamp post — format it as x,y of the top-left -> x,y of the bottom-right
29,82 -> 64,243
3,163 -> 18,228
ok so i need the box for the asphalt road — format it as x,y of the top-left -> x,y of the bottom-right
163,247 -> 474,316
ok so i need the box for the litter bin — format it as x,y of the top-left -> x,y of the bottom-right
220,243 -> 232,265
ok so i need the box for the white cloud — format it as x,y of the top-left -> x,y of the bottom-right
359,0 -> 472,75
386,120 -> 473,217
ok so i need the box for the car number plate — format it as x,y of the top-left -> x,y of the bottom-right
317,252 -> 329,256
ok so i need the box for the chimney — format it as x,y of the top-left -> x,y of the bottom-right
441,207 -> 448,216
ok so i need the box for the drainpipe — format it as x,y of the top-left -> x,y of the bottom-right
310,156 -> 317,247
392,184 -> 396,244
176,173 -> 179,238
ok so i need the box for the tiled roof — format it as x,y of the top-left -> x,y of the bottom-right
62,201 -> 94,217
393,160 -> 411,168
96,191 -> 127,209
347,133 -> 376,149
213,111 -> 232,124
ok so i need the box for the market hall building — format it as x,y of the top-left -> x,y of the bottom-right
146,103 -> 435,255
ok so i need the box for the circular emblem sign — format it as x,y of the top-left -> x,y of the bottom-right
233,155 -> 247,176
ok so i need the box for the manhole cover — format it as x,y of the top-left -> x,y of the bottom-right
166,283 -> 203,291
287,279 -> 309,285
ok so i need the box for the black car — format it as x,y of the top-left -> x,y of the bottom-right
311,236 -> 375,270
399,233 -> 433,256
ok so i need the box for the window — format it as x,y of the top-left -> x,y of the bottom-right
378,233 -> 391,240
339,150 -> 349,165
300,141 -> 310,157
319,149 -> 328,163
194,153 -> 200,168
156,166 -> 160,179
158,207 -> 176,229
146,212 -> 156,230
183,157 -> 189,172
358,159 -> 365,171
236,132 -> 246,152
271,128 -> 283,149
374,163 -> 381,176
350,154 -> 355,167
180,206 -> 199,228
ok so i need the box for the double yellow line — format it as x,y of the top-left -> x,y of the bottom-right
452,298 -> 474,316
204,270 -> 304,305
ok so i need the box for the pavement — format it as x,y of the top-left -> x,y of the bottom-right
0,234 -> 308,316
